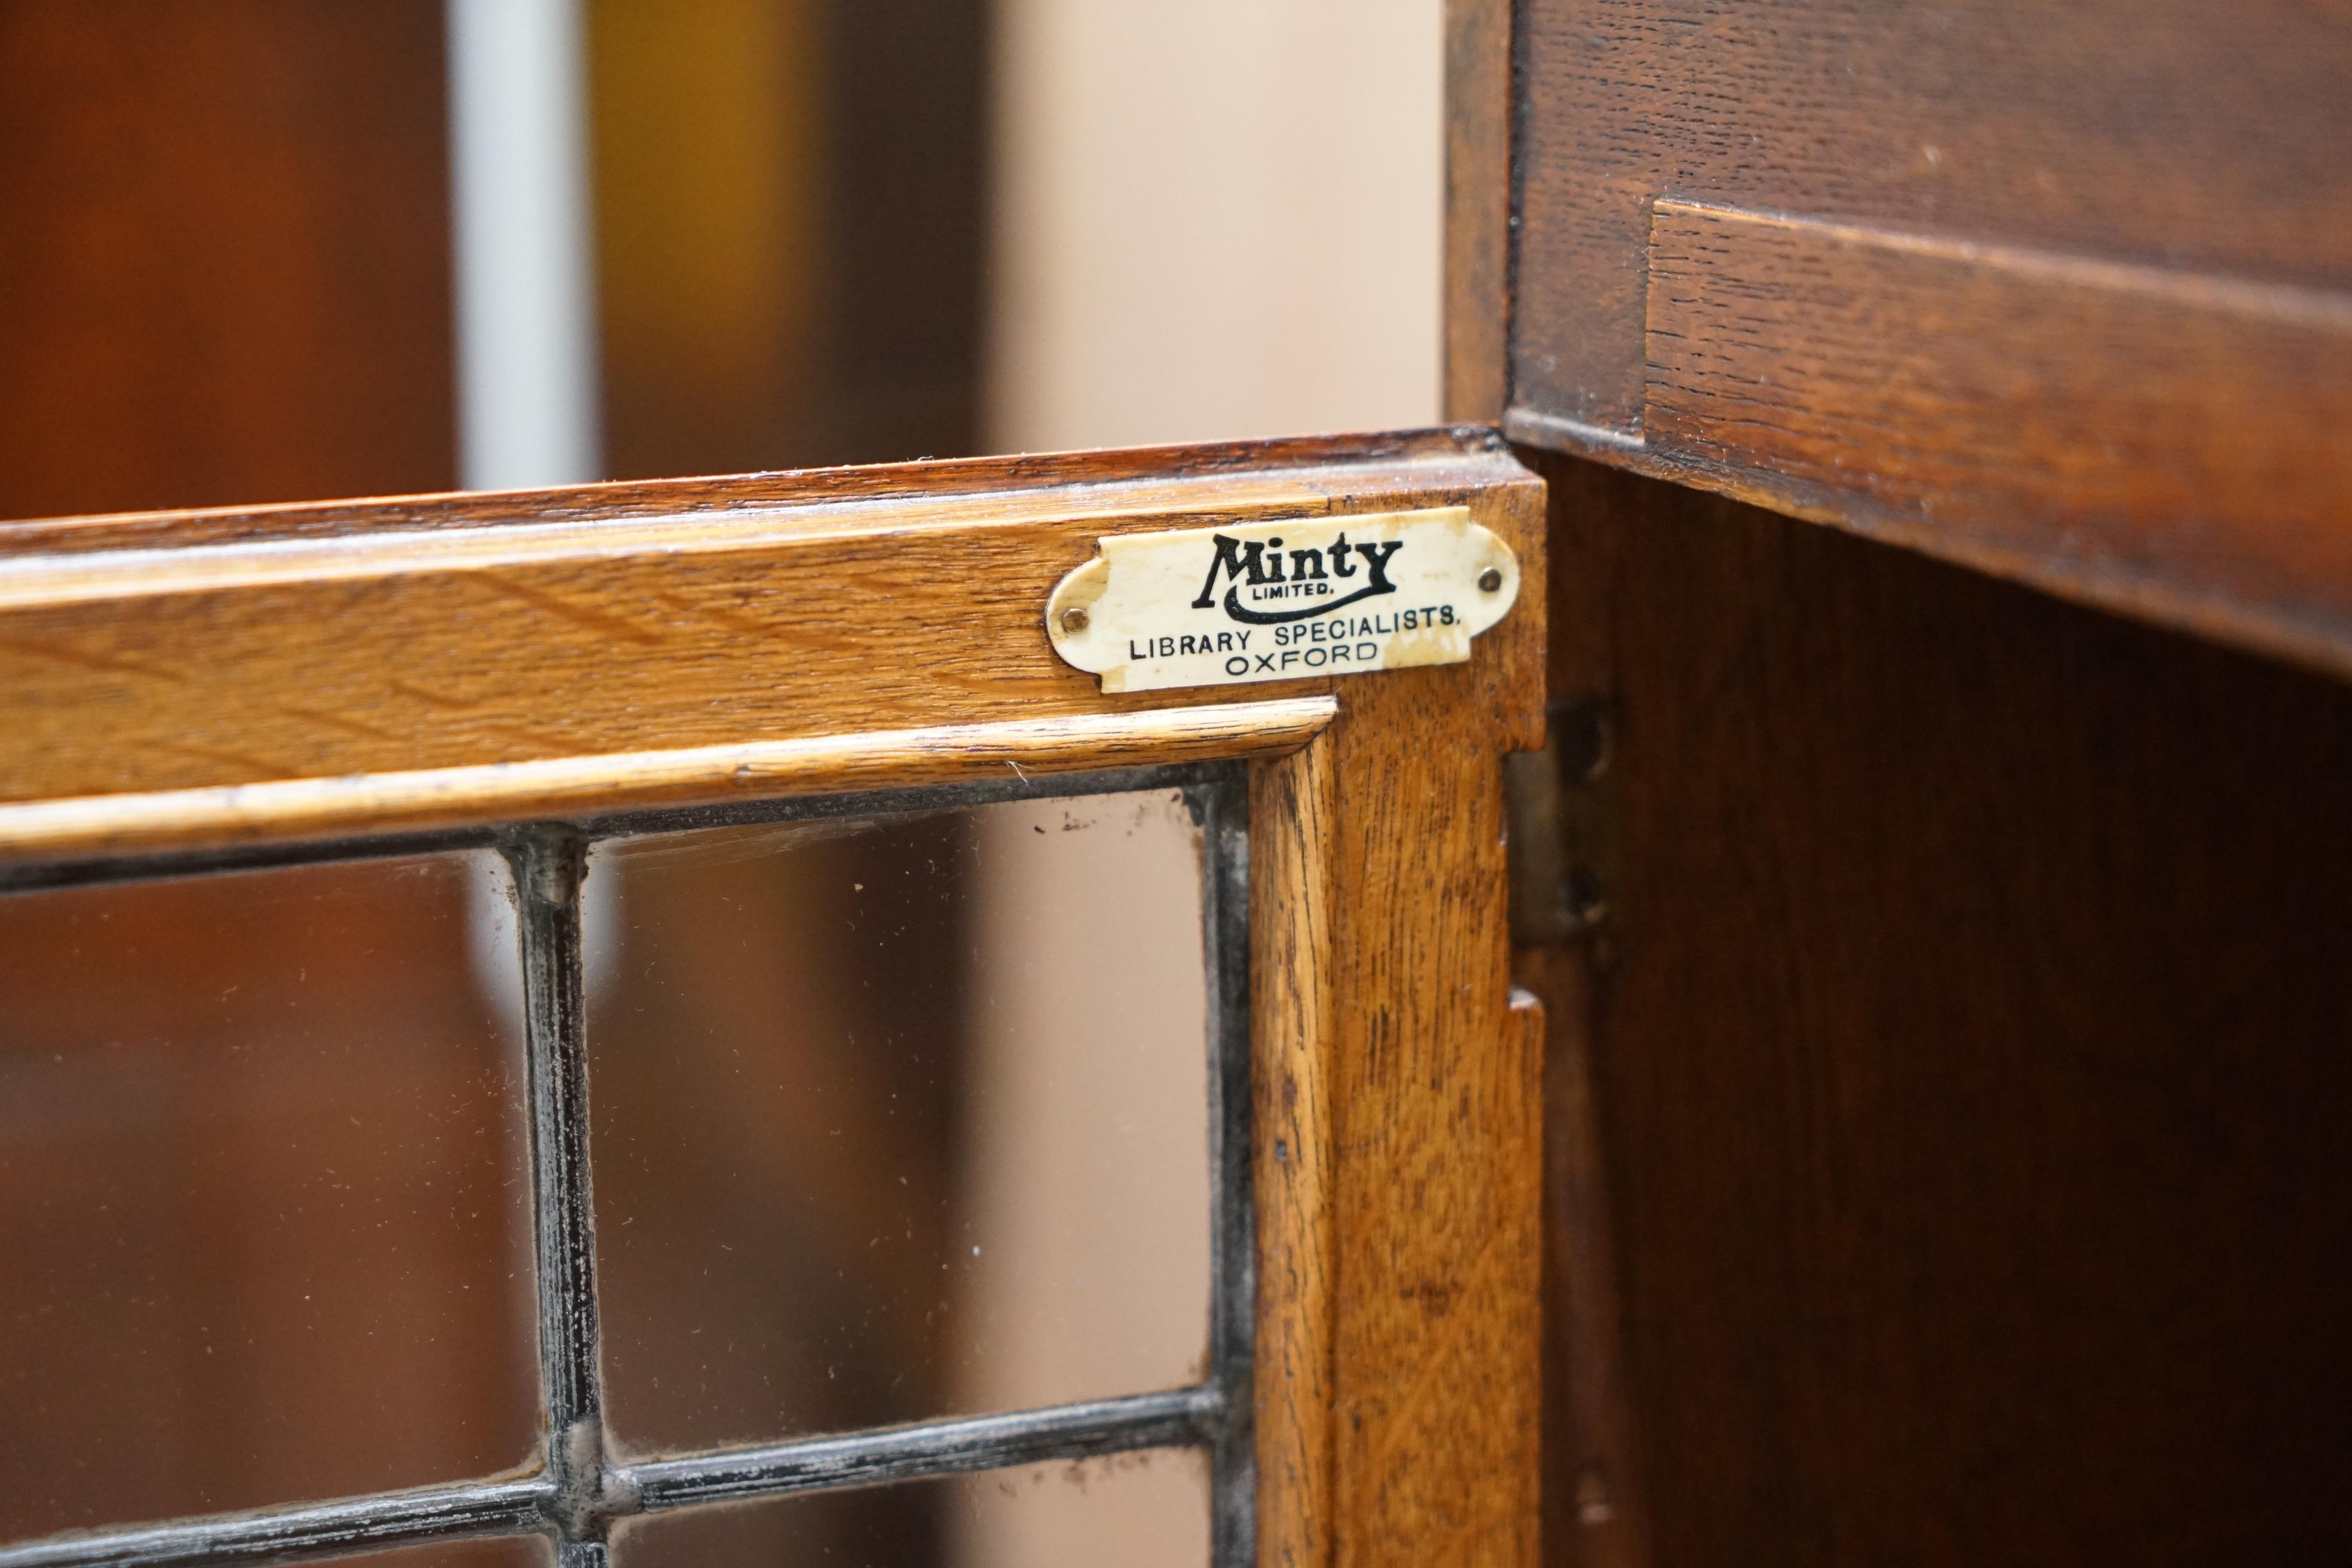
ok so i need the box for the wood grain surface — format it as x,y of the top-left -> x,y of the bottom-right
1529,447 -> 2352,1567
0,428 -> 1552,1568
1322,664 -> 1544,1568
1500,0 -> 2352,676
1253,728 -> 1342,1568
1317,466 -> 1547,1568
0,699 -> 1335,864
1443,0 -> 1514,422
1230,550 -> 1552,1568
1642,202 -> 2352,526
1511,0 -> 2352,434
0,430 -> 1523,826
1626,201 -> 2352,676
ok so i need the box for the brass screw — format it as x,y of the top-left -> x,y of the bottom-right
1060,606 -> 1090,634
1478,567 -> 1504,592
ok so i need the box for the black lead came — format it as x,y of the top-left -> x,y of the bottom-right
0,766 -> 1255,1568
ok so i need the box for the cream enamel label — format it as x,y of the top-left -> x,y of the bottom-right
1045,507 -> 1519,693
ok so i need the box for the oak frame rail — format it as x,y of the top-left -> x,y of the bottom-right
0,430 -> 1548,1568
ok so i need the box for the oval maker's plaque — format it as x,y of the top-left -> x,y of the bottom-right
1046,506 -> 1520,693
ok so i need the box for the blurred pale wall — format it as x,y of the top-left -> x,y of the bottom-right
965,4 -> 1442,1565
956,795 -> 1218,1565
985,0 -> 1443,452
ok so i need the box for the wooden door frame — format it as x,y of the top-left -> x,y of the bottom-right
0,428 -> 1547,1568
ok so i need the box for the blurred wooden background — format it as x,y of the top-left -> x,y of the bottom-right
0,5 -> 1441,1566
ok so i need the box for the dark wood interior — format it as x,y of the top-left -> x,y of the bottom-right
0,0 -> 458,519
1482,17 -> 2352,1555
1502,0 -> 2352,680
1526,451 -> 2352,1567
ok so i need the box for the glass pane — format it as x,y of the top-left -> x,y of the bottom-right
589,789 -> 1212,1453
0,853 -> 539,1542
346,1538 -> 554,1568
609,1449 -> 1209,1568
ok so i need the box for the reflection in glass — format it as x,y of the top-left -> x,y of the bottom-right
0,855 -> 539,1541
589,790 -> 1212,1456
610,1450 -> 1209,1568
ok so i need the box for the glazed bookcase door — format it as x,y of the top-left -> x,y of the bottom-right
0,429 -> 1545,1568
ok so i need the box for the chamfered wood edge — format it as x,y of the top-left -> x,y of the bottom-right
0,425 -> 1522,555
1502,407 -> 2352,685
1251,728 -> 1342,1568
0,697 -> 1337,866
0,431 -> 1544,807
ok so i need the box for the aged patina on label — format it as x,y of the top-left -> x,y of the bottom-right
1045,506 -> 1520,693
